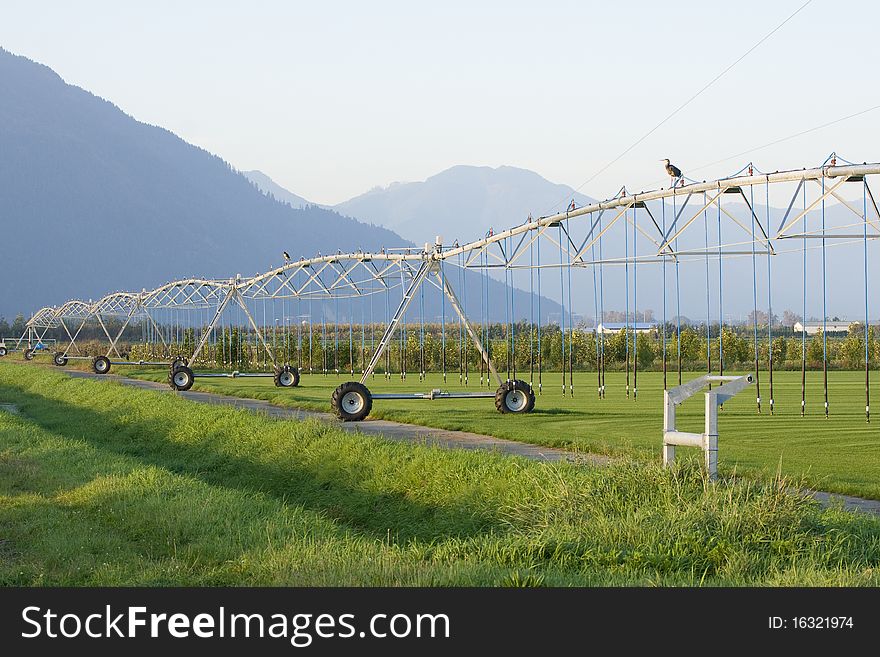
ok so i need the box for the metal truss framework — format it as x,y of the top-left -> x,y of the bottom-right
26,162 -> 880,380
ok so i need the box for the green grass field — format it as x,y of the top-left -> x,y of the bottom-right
1,361 -> 879,586
116,365 -> 880,500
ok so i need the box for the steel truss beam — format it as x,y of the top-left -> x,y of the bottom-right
28,162 -> 880,350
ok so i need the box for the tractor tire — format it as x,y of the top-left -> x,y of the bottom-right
274,365 -> 300,388
331,381 -> 372,422
168,357 -> 188,384
495,379 -> 535,414
53,352 -> 68,366
92,355 -> 111,374
0,346 -> 7,357
170,365 -> 195,391
24,348 -> 35,361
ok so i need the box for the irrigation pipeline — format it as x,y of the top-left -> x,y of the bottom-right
23,160 -> 880,423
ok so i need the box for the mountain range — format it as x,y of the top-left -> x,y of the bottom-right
1,46 -> 868,326
244,165 -> 593,248
0,48 -> 561,323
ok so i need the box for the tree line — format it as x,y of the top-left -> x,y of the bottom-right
108,321 -> 880,373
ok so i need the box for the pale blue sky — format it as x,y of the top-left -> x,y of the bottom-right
1,0 -> 877,205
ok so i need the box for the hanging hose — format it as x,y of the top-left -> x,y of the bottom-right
598,214 -> 606,398
750,182 -> 762,413
441,260 -> 447,383
348,296 -> 354,376
458,254 -> 464,385
566,217 -> 574,397
322,314 -> 328,376
509,239 -> 517,382
704,194 -> 711,385
801,185 -> 807,416
766,179 -> 774,414
864,178 -> 871,422
505,240 -> 512,381
529,228 -> 535,388
537,233 -> 543,394
632,206 -> 638,400
418,282 -> 425,381
591,220 -> 601,398
361,292 -> 366,375
334,295 -> 340,375
460,252 -> 468,386
662,199 -> 668,389
718,196 -> 724,380
558,224 -> 567,395
479,249 -> 487,387
624,208 -> 630,398
674,192 -> 682,386
821,175 -> 829,418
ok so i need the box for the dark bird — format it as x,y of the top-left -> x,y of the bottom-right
661,158 -> 682,182
282,251 -> 290,261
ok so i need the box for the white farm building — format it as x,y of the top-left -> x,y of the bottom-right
793,320 -> 851,335
595,322 -> 658,335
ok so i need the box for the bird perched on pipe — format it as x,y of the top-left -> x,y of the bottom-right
282,251 -> 290,261
661,158 -> 683,185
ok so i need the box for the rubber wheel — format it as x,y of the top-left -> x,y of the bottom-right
53,352 -> 68,366
23,348 -> 34,361
331,381 -> 372,421
167,357 -> 188,384
170,365 -> 194,391
0,346 -> 7,357
495,379 -> 535,414
274,365 -> 300,388
92,355 -> 111,374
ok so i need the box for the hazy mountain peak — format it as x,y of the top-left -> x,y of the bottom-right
335,164 -> 596,245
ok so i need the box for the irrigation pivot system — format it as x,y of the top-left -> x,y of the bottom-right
20,155 -> 880,422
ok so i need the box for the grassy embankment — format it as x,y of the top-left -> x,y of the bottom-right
1,361 -> 879,586
117,364 -> 880,500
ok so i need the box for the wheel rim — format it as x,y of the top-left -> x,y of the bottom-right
173,371 -> 190,387
504,388 -> 529,412
96,360 -> 108,372
280,371 -> 293,386
341,390 -> 365,414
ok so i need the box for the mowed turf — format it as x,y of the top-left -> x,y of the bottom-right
1,361 -> 879,586
121,365 -> 880,499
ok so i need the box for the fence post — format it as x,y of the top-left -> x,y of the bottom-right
663,373 -> 752,478
663,389 -> 676,466
704,391 -> 719,479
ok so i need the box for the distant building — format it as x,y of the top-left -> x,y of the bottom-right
595,321 -> 658,335
793,320 -> 850,335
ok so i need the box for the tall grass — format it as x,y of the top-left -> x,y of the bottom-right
116,364 -> 880,500
1,362 -> 878,586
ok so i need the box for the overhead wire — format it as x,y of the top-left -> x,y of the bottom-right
543,0 -> 815,214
